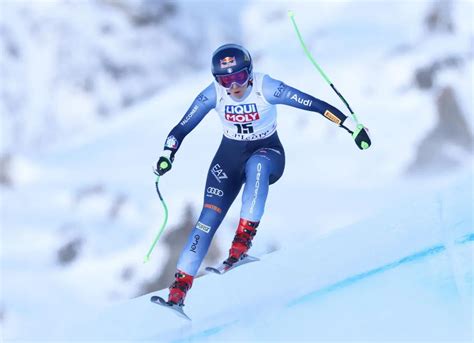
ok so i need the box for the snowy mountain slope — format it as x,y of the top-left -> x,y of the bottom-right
0,0 -> 246,154
1,0 -> 473,340
19,170 -> 471,342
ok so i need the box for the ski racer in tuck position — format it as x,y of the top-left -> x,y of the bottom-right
155,44 -> 371,307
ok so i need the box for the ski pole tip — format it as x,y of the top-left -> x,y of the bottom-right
287,10 -> 294,18
143,255 -> 150,264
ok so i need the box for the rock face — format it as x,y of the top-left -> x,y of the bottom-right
0,154 -> 13,187
407,0 -> 472,175
414,56 -> 463,90
434,87 -> 473,152
424,0 -> 454,34
57,237 -> 85,266
407,86 -> 473,174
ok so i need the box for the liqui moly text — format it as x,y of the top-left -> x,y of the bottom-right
225,103 -> 260,123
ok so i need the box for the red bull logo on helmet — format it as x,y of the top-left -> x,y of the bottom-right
225,103 -> 260,122
220,56 -> 236,68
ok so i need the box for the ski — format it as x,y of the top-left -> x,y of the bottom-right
205,254 -> 259,275
150,295 -> 191,321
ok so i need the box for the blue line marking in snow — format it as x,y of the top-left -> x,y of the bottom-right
456,232 -> 474,244
177,232 -> 473,341
288,232 -> 473,308
173,320 -> 238,342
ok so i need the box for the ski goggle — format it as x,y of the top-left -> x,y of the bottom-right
216,69 -> 250,88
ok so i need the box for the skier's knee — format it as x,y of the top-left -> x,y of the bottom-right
246,159 -> 270,184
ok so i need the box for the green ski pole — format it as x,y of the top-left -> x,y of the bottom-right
144,162 -> 170,263
288,11 -> 360,125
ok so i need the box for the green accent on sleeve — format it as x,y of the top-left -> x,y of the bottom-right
361,141 -> 369,149
160,161 -> 169,169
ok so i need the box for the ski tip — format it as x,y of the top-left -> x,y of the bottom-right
150,295 -> 170,306
205,254 -> 260,275
247,255 -> 260,261
150,295 -> 192,321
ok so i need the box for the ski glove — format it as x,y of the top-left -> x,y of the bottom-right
341,116 -> 371,150
155,150 -> 173,176
352,125 -> 371,150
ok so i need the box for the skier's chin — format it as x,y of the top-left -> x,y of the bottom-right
228,85 -> 247,98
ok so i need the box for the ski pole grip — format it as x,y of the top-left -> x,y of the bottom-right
160,161 -> 169,169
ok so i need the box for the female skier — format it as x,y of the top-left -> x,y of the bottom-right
155,44 -> 371,307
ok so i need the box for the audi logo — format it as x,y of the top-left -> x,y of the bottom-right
207,187 -> 224,196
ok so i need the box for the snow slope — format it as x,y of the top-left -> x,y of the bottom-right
1,1 -> 473,341
12,170 -> 470,342
0,0 -> 246,153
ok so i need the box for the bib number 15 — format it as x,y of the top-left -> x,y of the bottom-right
234,123 -> 254,134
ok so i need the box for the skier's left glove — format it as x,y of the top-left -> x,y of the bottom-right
341,116 -> 371,150
154,150 -> 173,176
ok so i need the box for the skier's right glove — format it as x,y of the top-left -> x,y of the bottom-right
154,150 -> 173,176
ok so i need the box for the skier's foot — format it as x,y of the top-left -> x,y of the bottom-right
226,218 -> 259,265
168,270 -> 194,306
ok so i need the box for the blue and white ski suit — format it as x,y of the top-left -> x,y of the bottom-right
163,72 -> 349,276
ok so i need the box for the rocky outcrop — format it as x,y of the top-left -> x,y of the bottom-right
407,0 -> 472,174
0,154 -> 13,187
57,237 -> 84,266
407,86 -> 473,174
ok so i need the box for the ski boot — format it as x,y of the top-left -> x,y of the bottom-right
168,270 -> 194,306
225,218 -> 259,266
